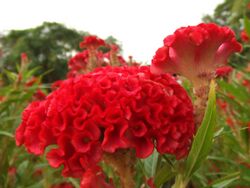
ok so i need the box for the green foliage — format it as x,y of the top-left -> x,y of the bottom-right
184,80 -> 217,180
0,22 -> 121,84
0,56 -> 77,188
0,22 -> 86,83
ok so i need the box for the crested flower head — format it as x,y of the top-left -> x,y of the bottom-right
15,66 -> 194,178
151,23 -> 242,87
67,50 -> 89,77
80,35 -> 105,49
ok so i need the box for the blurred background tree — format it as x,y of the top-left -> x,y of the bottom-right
0,22 -> 119,83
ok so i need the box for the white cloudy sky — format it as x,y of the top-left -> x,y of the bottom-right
0,0 -> 223,63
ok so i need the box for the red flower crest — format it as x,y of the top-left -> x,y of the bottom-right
151,23 -> 242,87
16,66 -> 194,178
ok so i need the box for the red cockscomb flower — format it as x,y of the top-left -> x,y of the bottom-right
151,23 -> 242,87
80,35 -> 105,49
241,30 -> 249,42
215,66 -> 233,77
67,51 -> 89,77
25,77 -> 38,87
16,66 -> 194,178
21,53 -> 28,62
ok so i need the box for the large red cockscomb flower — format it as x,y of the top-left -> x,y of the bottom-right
16,66 -> 194,178
151,23 -> 242,87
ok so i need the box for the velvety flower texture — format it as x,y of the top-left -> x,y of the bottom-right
151,23 -> 242,87
80,35 -> 105,49
241,30 -> 249,42
80,167 -> 115,188
215,66 -> 233,77
15,66 -> 194,178
68,51 -> 89,72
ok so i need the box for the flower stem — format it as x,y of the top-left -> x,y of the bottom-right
193,84 -> 209,128
171,174 -> 188,188
103,149 -> 136,188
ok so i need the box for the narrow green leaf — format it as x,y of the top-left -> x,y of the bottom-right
3,69 -> 18,82
26,180 -> 44,188
207,171 -> 240,188
143,149 -> 159,178
218,79 -> 250,103
0,130 -> 14,138
68,178 -> 80,188
184,80 -> 217,179
244,15 -> 250,37
154,163 -> 175,188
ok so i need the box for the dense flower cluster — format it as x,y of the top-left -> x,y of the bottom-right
68,51 -> 89,71
151,23 -> 242,87
67,36 -> 129,78
67,51 -> 89,77
15,66 -> 194,181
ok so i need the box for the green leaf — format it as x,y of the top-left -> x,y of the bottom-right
68,178 -> 80,188
154,163 -> 175,188
3,69 -> 18,82
218,80 -> 250,103
0,130 -> 14,138
184,80 -> 217,180
207,171 -> 240,188
143,149 -> 159,178
244,15 -> 250,37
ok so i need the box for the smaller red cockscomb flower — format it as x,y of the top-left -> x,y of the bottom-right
80,35 -> 105,49
67,51 -> 89,77
25,77 -> 38,87
33,89 -> 46,101
151,23 -> 242,87
217,99 -> 227,110
21,53 -> 28,62
241,30 -> 249,42
80,166 -> 114,188
0,96 -> 6,103
8,166 -> 17,176
215,66 -> 233,77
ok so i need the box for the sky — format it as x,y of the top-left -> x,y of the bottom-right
0,0 -> 224,63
